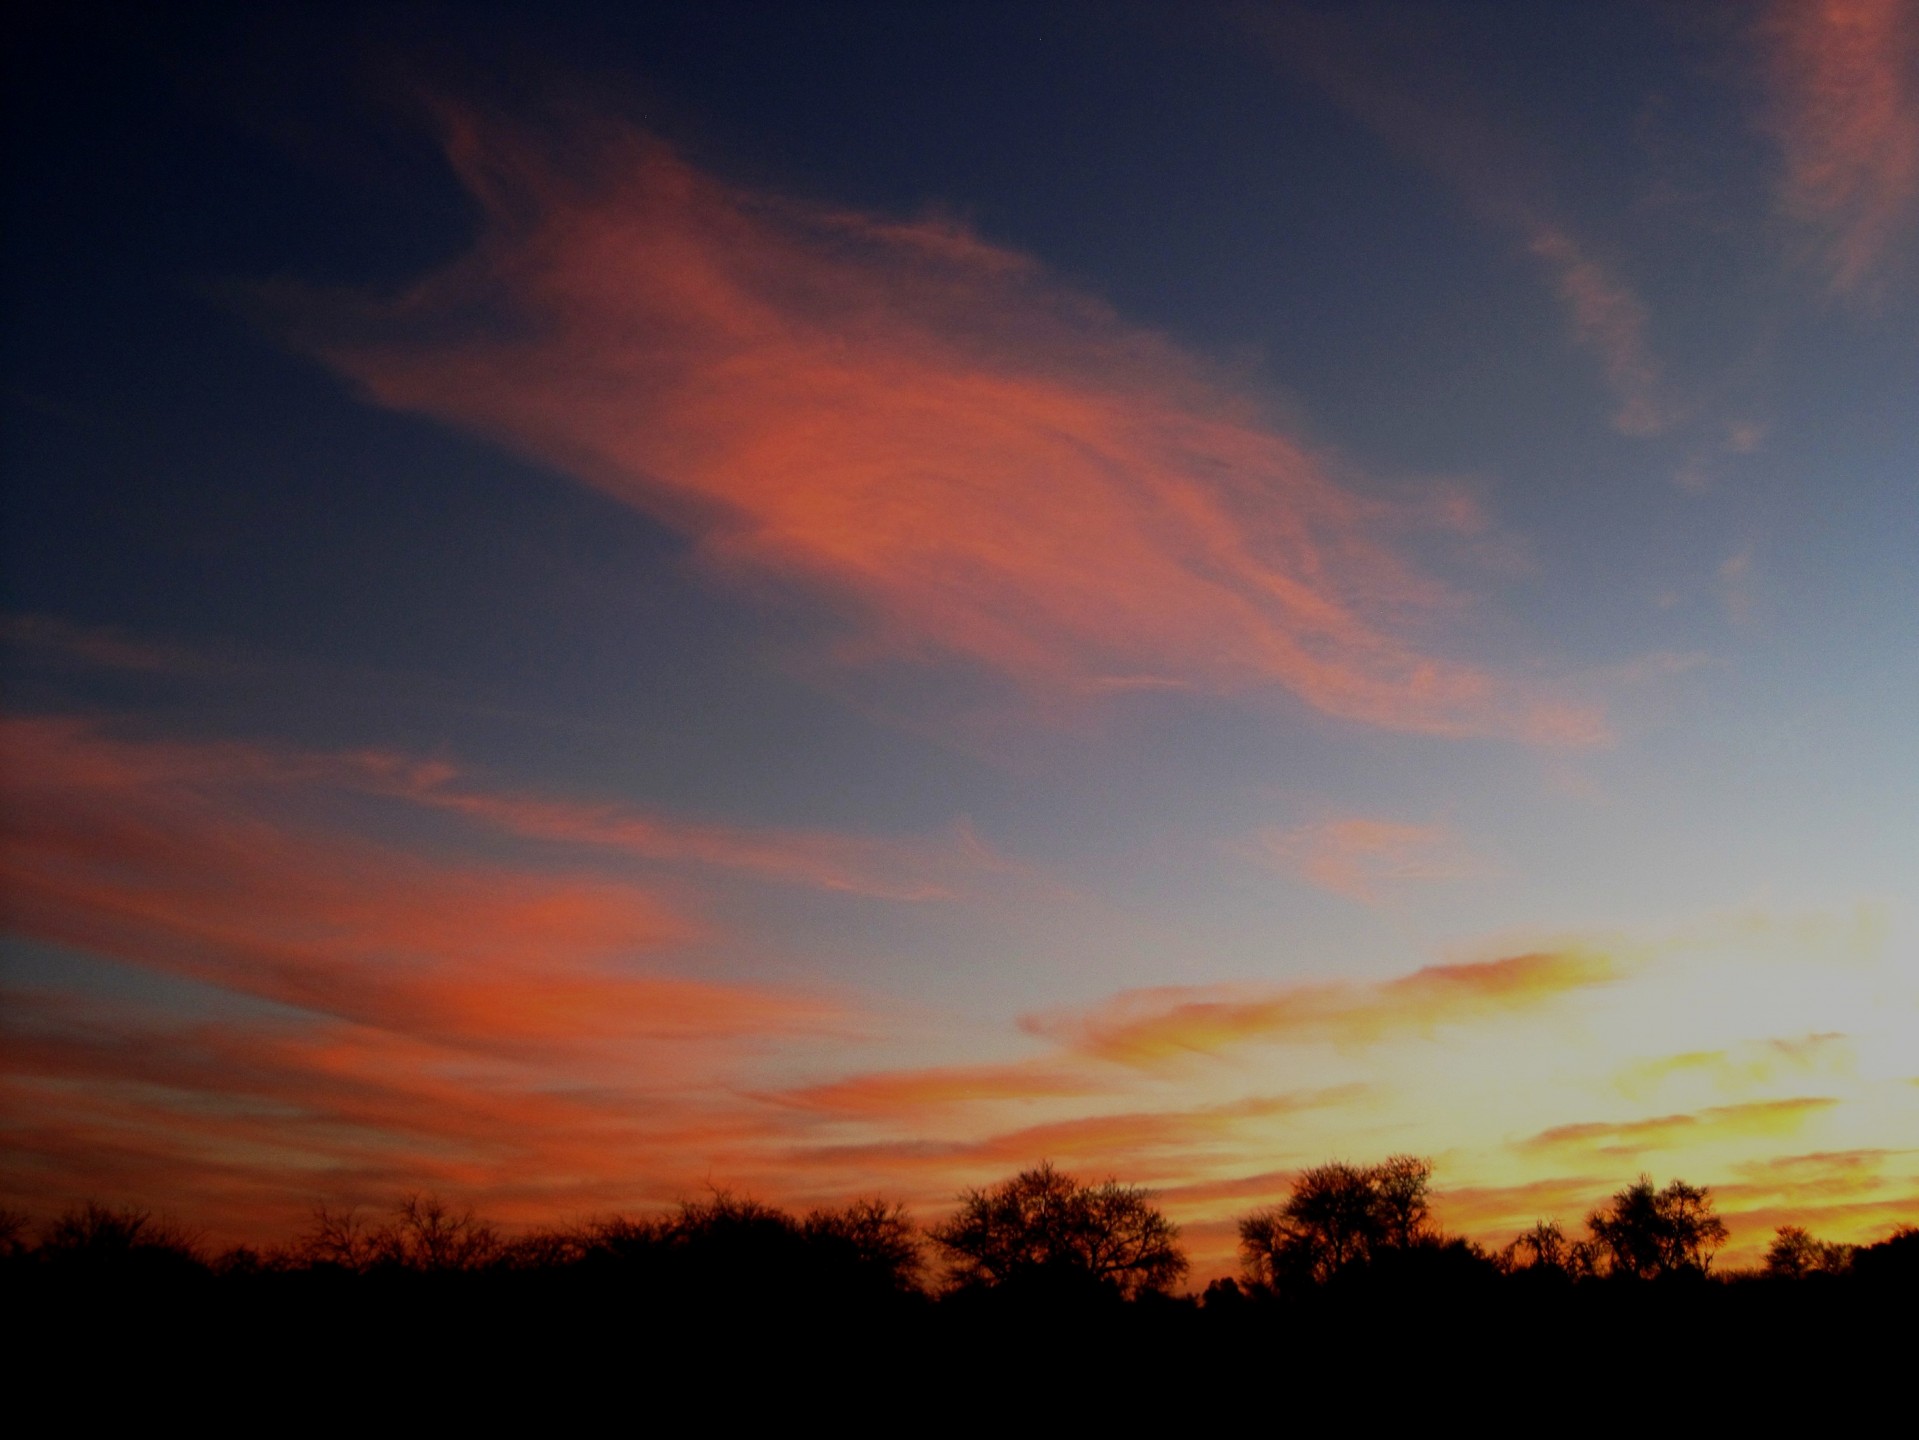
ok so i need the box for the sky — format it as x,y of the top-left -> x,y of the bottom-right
3,0 -> 1917,1277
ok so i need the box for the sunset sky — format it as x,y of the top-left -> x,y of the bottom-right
4,1 -> 1917,1277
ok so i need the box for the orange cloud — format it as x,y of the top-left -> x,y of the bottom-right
1249,814 -> 1491,904
364,763 -> 1005,901
787,1090 -> 1360,1186
1023,948 -> 1623,1068
1519,1097 -> 1839,1158
0,716 -> 847,1055
0,985 -> 852,1238
1440,1149 -> 1919,1266
776,1061 -> 1105,1117
1432,1174 -> 1618,1243
1,713 -> 997,904
1759,0 -> 1919,298
293,111 -> 1601,745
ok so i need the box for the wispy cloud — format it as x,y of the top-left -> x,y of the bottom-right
1758,0 -> 1919,299
1519,1097 -> 1839,1158
1247,814 -> 1492,904
0,716 -> 866,1056
288,110 -> 1601,745
0,715 -> 896,1233
1022,948 -> 1625,1069
0,715 -> 1000,904
1254,10 -> 1683,438
2,613 -> 209,674
362,762 -> 1010,901
775,1060 -> 1106,1117
0,984 -> 847,1234
1615,1033 -> 1852,1101
1525,225 -> 1675,436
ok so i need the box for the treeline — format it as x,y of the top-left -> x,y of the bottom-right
7,1155 -> 1914,1299
11,1159 -> 1915,1416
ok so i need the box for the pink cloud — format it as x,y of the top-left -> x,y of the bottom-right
1251,12 -> 1683,438
1526,225 -> 1675,436
291,111 -> 1602,746
1759,0 -> 1919,298
1249,814 -> 1491,904
360,762 -> 1009,901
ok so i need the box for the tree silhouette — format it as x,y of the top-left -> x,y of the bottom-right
931,1161 -> 1187,1299
37,1202 -> 205,1277
0,1208 -> 30,1262
295,1195 -> 502,1272
1764,1225 -> 1852,1278
1584,1176 -> 1727,1279
802,1197 -> 924,1295
1238,1156 -> 1433,1290
1850,1224 -> 1919,1285
1500,1220 -> 1570,1274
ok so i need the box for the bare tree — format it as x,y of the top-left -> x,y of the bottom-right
0,1207 -> 30,1261
39,1202 -> 204,1271
295,1196 -> 502,1272
297,1205 -> 376,1271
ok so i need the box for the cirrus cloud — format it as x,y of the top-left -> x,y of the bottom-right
291,109 -> 1603,746
1758,0 -> 1919,300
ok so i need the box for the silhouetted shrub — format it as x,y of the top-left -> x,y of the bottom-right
1852,1224 -> 1919,1285
36,1202 -> 205,1279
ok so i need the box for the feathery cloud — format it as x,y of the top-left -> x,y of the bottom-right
1248,814 -> 1492,904
294,111 -> 1602,745
1759,0 -> 1919,299
1022,948 -> 1624,1069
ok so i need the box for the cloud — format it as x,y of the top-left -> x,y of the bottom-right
1,714 -> 997,903
1615,1033 -> 1852,1101
788,1089 -> 1362,1184
1,613 -> 204,674
1519,1097 -> 1839,1158
1758,0 -> 1919,299
1022,948 -> 1625,1069
358,760 -> 1009,901
1525,225 -> 1675,437
0,984 -> 846,1236
1431,1148 -> 1919,1265
288,110 -> 1601,746
0,716 -> 849,1055
775,1061 -> 1106,1117
1247,814 -> 1492,904
1253,11 -> 1682,437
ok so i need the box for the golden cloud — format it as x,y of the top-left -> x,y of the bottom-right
1024,948 -> 1624,1068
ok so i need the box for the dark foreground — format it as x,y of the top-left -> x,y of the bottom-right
13,1262 -> 1913,1424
